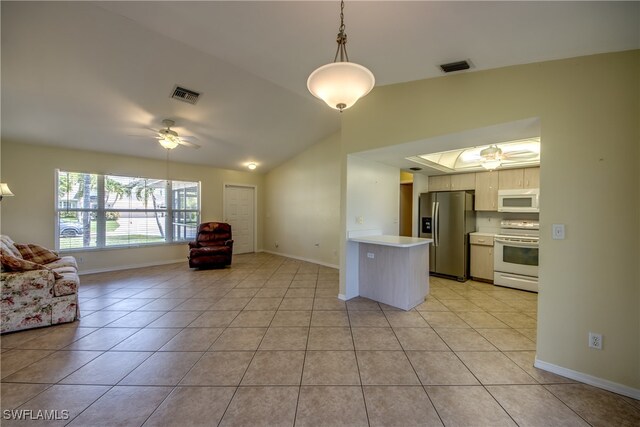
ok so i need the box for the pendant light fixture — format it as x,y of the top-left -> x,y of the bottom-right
307,0 -> 375,112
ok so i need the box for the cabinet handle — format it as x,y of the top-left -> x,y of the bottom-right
489,249 -> 492,255
478,239 -> 485,243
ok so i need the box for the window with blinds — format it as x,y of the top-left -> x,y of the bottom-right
56,170 -> 200,251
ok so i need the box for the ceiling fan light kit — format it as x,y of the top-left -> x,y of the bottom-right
158,136 -> 179,150
480,145 -> 503,170
154,119 -> 200,150
307,0 -> 375,112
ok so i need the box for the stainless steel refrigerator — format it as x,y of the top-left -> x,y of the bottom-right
419,191 -> 475,281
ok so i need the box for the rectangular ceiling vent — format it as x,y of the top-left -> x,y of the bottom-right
171,86 -> 201,105
440,60 -> 471,73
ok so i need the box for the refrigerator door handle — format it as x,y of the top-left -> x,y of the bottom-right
433,201 -> 439,247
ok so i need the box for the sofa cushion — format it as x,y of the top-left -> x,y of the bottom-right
46,256 -> 78,271
14,243 -> 60,265
0,253 -> 62,280
190,246 -> 232,256
1,252 -> 46,272
51,266 -> 77,274
0,235 -> 22,259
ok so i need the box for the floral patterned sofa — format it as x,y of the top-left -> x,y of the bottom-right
1,235 -> 79,334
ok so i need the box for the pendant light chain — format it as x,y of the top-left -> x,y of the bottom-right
334,0 -> 349,63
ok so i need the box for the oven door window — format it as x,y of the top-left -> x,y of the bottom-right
503,246 -> 538,266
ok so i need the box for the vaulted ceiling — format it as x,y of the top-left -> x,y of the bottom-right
2,1 -> 638,172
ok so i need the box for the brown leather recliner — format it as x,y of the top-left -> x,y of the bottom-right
188,222 -> 234,269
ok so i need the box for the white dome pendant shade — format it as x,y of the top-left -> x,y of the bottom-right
307,62 -> 375,111
307,0 -> 375,112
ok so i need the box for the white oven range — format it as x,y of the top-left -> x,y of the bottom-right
494,219 -> 539,292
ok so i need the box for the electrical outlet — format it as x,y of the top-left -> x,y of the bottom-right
588,332 -> 603,350
367,252 -> 375,259
77,256 -> 84,263
356,216 -> 364,224
314,243 -> 320,247
274,241 -> 279,248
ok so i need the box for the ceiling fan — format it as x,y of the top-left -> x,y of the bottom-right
478,142 -> 539,170
141,119 -> 201,150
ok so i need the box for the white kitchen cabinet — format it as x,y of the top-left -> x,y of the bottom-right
470,234 -> 494,282
474,171 -> 499,211
450,173 -> 476,190
428,175 -> 451,192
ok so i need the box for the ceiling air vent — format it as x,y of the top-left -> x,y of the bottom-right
409,167 -> 422,171
171,86 -> 201,105
440,60 -> 471,73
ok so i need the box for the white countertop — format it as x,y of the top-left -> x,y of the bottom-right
470,232 -> 496,237
349,235 -> 433,248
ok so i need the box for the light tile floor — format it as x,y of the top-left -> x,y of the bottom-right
1,252 -> 639,426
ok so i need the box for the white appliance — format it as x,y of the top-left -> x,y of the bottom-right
498,188 -> 539,213
494,219 -> 539,292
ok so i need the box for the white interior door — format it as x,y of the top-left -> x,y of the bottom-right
224,184 -> 255,254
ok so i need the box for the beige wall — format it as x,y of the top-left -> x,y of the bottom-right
341,51 -> 640,391
0,141 -> 265,272
264,133 -> 341,267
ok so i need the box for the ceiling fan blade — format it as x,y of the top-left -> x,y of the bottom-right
502,150 -> 538,159
177,139 -> 201,149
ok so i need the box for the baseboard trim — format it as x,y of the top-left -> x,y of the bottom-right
534,358 -> 640,399
261,250 -> 339,270
78,250 -> 340,276
78,258 -> 185,275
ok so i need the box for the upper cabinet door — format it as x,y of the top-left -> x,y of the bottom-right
450,173 -> 476,190
498,169 -> 524,189
498,167 -> 540,189
475,171 -> 499,211
523,167 -> 540,188
428,175 -> 451,192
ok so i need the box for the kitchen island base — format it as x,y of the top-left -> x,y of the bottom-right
354,237 -> 431,311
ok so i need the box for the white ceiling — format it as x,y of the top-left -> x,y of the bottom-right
2,1 -> 638,172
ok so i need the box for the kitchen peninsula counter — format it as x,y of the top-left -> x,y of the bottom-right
349,234 -> 432,310
349,235 -> 432,248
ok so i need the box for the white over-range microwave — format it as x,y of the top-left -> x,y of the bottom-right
497,189 -> 540,213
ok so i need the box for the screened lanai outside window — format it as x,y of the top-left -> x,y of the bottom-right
56,171 -> 200,250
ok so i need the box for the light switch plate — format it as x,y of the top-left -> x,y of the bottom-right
552,224 -> 565,240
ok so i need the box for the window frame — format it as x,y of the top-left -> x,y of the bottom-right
55,170 -> 200,252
